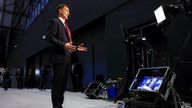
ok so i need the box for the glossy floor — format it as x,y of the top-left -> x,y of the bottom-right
0,88 -> 117,108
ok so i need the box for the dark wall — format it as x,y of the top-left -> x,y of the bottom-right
167,12 -> 192,96
68,0 -> 130,30
73,17 -> 106,84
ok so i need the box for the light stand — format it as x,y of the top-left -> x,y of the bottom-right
121,24 -> 153,79
121,24 -> 137,80
115,25 -> 137,99
117,23 -> 155,99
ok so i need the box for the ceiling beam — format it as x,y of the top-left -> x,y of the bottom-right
0,25 -> 22,32
0,7 -> 28,17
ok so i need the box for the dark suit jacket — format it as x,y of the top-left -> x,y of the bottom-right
46,18 -> 71,63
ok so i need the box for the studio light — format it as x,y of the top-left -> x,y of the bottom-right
154,6 -> 167,24
154,0 -> 192,22
153,4 -> 184,26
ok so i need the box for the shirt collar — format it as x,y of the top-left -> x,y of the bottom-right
58,17 -> 65,25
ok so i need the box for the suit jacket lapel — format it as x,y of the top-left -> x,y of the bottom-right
57,18 -> 68,35
57,18 -> 70,42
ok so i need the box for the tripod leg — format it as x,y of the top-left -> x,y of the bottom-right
172,87 -> 184,108
151,95 -> 161,108
172,88 -> 179,108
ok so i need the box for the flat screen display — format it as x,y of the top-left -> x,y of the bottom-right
137,76 -> 163,92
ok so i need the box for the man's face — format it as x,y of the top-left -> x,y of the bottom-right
59,6 -> 70,20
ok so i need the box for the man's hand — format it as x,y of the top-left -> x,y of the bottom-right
64,42 -> 76,53
77,43 -> 88,52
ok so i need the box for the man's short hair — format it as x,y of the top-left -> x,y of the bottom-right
56,4 -> 68,13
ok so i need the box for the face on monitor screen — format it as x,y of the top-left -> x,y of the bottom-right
137,76 -> 163,92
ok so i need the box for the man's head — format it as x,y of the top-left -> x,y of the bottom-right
57,4 -> 70,20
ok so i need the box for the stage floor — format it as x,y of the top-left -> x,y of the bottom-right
0,88 -> 117,108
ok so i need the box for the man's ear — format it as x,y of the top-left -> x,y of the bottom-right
58,9 -> 61,14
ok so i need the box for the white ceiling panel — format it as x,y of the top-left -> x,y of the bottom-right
5,0 -> 14,5
0,0 -> 4,8
21,17 -> 26,28
5,0 -> 14,11
3,12 -> 12,27
5,0 -> 14,12
5,5 -> 14,12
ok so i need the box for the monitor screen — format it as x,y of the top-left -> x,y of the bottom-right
137,76 -> 163,92
154,6 -> 166,24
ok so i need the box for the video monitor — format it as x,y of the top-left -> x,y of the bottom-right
137,76 -> 163,92
154,6 -> 166,24
129,66 -> 176,101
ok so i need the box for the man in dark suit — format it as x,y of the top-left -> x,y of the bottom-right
15,68 -> 23,89
46,3 -> 87,108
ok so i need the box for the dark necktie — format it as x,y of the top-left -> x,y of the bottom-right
65,23 -> 72,43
